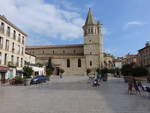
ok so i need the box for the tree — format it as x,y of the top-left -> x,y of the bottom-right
121,63 -> 149,77
36,63 -> 43,67
101,68 -> 108,75
86,69 -> 91,75
121,64 -> 134,76
101,68 -> 109,81
46,57 -> 54,76
23,66 -> 33,78
60,68 -> 65,74
96,68 -> 101,75
132,66 -> 149,77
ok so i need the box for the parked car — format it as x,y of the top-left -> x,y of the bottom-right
30,75 -> 48,85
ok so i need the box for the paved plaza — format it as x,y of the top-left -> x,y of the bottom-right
0,76 -> 150,113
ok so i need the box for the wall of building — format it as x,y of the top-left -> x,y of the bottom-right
0,16 -> 26,68
24,53 -> 36,65
52,57 -> 86,76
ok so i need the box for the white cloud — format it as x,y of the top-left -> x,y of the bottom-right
0,0 -> 85,44
124,21 -> 145,29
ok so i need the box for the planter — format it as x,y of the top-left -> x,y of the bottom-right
103,74 -> 108,81
24,78 -> 32,86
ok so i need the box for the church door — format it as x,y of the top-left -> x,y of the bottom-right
56,67 -> 60,76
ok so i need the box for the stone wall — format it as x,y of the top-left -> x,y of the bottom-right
52,57 -> 86,76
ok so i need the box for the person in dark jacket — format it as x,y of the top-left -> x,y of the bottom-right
133,78 -> 141,95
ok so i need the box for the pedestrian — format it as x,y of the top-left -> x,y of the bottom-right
133,78 -> 141,95
128,76 -> 133,95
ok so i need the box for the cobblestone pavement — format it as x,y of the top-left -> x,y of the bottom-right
0,76 -> 150,113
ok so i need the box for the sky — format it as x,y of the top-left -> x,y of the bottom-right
0,0 -> 150,57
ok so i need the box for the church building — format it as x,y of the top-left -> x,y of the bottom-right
26,9 -> 104,76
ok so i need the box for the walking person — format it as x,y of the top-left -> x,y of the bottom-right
133,78 -> 141,95
128,76 -> 133,95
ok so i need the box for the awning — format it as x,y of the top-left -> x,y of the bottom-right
0,66 -> 9,72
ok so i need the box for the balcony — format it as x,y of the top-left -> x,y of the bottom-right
6,31 -> 10,37
5,47 -> 9,51
16,62 -> 19,67
0,44 -> 3,49
18,38 -> 21,43
8,61 -> 16,67
13,35 -> 16,40
0,28 -> 4,34
12,48 -> 15,53
22,40 -> 24,44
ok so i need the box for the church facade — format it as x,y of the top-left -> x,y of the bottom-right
26,9 -> 104,76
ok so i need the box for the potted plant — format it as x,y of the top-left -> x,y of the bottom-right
46,57 -> 54,80
14,76 -> 23,85
101,68 -> 108,81
86,69 -> 91,76
23,66 -> 33,85
59,68 -> 65,78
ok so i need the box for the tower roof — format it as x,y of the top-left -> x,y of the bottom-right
85,8 -> 97,25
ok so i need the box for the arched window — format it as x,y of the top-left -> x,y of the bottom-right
88,29 -> 90,34
90,61 -> 92,66
67,59 -> 70,68
91,28 -> 93,34
78,59 -> 81,67
0,52 -> 1,64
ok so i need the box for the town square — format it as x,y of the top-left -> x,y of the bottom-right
0,76 -> 150,113
0,0 -> 150,113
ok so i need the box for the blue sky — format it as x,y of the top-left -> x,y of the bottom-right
0,0 -> 150,57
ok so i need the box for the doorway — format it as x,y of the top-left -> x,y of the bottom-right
56,67 -> 60,76
1,72 -> 6,84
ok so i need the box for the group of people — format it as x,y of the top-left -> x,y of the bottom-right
88,74 -> 104,87
128,76 -> 150,95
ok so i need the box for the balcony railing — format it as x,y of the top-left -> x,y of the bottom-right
16,62 -> 19,67
18,38 -> 21,42
8,61 -> 16,67
7,31 -> 10,37
0,27 -> 4,34
0,44 -> 3,49
12,48 -> 15,53
5,47 -> 9,51
13,35 -> 16,40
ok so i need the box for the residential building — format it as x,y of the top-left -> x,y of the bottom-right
138,42 -> 150,72
24,52 -> 36,65
103,53 -> 114,69
0,15 -> 27,81
113,57 -> 123,69
122,54 -> 137,65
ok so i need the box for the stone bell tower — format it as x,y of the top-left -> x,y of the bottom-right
83,8 -> 103,72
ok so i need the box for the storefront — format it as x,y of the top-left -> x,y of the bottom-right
0,66 -> 9,84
